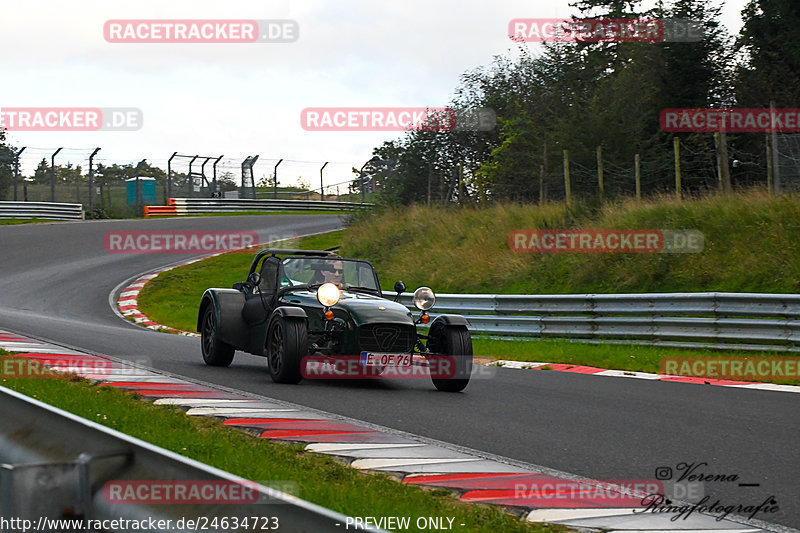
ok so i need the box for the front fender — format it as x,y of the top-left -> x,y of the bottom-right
430,314 -> 470,328
198,289 -> 248,348
270,306 -> 308,321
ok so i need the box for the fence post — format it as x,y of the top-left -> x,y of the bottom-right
51,147 -> 63,202
563,149 -> 571,205
167,152 -> 177,199
765,133 -> 774,193
714,132 -> 723,190
673,137 -> 681,200
458,162 -> 464,205
539,165 -> 545,205
635,154 -> 641,201
714,131 -> 731,193
13,147 -> 25,201
88,147 -> 100,211
770,101 -> 781,196
320,162 -> 328,202
596,146 -> 604,198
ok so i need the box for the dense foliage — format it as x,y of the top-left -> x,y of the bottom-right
359,0 -> 799,205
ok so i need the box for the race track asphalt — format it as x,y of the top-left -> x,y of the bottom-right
1,215 -> 797,529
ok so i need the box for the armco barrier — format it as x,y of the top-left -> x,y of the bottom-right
384,291 -> 800,351
145,198 -> 372,217
0,201 -> 84,220
0,386 -> 381,532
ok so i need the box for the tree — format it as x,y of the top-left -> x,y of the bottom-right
735,0 -> 800,107
0,130 -> 14,200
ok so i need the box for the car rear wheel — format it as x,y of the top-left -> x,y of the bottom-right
267,316 -> 307,384
427,322 -> 473,392
201,305 -> 235,367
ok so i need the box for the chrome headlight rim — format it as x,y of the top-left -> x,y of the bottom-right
413,286 -> 435,311
317,282 -> 341,307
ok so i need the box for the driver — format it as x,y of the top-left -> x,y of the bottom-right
322,260 -> 345,285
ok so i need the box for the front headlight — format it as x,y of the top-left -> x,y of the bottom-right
413,287 -> 435,310
317,283 -> 341,307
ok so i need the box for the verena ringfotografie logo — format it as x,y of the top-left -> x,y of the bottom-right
509,229 -> 704,253
661,108 -> 800,132
509,18 -> 702,43
0,107 -> 142,131
104,231 -> 257,254
104,19 -> 298,43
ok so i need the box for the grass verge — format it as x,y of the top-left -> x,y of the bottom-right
137,228 -> 800,385
472,338 -> 800,386
0,353 -> 564,533
0,218 -> 61,225
344,189 -> 800,294
148,210 -> 350,218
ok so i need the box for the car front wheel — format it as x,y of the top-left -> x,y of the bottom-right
427,322 -> 473,392
201,305 -> 235,367
267,316 -> 307,384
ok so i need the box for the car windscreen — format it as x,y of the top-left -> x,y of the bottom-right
279,257 -> 380,291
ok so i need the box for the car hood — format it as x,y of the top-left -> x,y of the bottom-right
335,296 -> 414,327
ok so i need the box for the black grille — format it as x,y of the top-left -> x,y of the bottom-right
359,324 -> 415,353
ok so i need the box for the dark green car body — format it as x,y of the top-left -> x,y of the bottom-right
197,248 -> 473,391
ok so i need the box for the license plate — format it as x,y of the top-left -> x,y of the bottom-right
360,352 -> 413,367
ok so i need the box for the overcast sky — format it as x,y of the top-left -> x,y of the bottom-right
1,0 -> 748,190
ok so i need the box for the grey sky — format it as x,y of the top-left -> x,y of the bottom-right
0,0 -> 748,189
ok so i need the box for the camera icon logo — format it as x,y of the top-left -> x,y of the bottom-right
655,466 -> 673,480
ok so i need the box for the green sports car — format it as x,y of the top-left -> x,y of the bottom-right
197,248 -> 473,392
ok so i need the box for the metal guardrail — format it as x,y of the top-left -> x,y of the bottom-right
0,386 -> 381,532
144,198 -> 372,217
385,291 -> 800,351
0,201 -> 84,220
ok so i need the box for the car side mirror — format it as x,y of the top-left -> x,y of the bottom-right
248,272 -> 261,285
394,280 -> 406,294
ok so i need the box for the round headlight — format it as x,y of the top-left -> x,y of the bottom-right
317,283 -> 341,307
413,287 -> 435,310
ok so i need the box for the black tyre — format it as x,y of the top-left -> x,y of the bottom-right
267,316 -> 307,384
427,322 -> 473,392
200,305 -> 235,367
